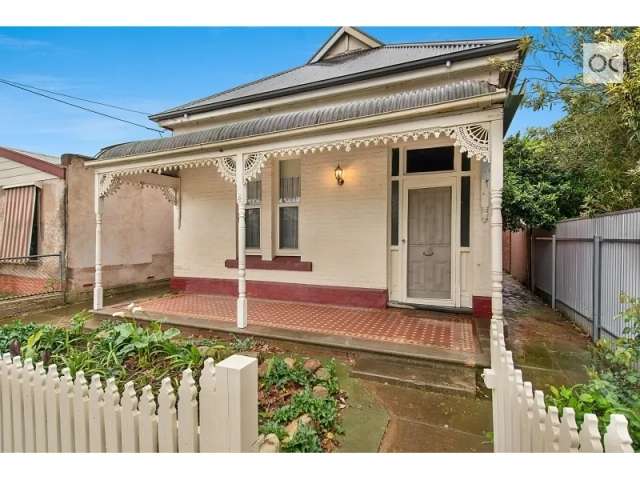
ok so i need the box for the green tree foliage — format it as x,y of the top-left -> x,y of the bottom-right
503,131 -> 583,230
502,27 -> 640,226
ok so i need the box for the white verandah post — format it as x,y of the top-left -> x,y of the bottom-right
489,117 -> 504,322
235,155 -> 248,328
93,173 -> 104,310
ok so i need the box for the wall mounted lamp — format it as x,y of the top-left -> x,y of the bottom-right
334,164 -> 344,186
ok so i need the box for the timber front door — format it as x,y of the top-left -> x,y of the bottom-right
406,185 -> 453,302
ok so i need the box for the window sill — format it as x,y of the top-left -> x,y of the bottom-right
225,255 -> 312,272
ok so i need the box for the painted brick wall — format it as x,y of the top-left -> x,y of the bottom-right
174,147 -> 388,290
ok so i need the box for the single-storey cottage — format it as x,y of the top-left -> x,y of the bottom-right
90,27 -> 525,328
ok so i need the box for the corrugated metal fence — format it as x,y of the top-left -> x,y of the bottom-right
532,209 -> 640,340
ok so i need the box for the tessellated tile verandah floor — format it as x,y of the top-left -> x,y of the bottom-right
135,294 -> 478,353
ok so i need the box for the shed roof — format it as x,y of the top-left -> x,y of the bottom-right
0,146 -> 65,178
97,79 -> 498,160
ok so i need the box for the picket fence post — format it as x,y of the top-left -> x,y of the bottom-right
73,371 -> 89,452
558,407 -> 579,452
33,362 -> 47,452
59,367 -> 75,452
579,414 -> 603,452
1,353 -> 13,452
199,357 -> 220,452
45,364 -> 61,452
88,374 -> 105,452
121,381 -> 140,452
544,406 -> 560,452
178,369 -> 199,452
139,385 -> 158,452
103,377 -> 122,452
158,377 -> 178,453
22,358 -> 36,452
604,414 -> 634,452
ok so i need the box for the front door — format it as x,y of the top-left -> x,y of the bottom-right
403,180 -> 456,305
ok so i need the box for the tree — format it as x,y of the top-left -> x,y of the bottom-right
501,27 -> 640,219
502,131 -> 584,231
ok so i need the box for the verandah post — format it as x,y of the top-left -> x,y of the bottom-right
489,117 -> 504,322
236,154 -> 248,328
93,173 -> 104,310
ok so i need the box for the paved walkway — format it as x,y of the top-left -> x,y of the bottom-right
135,294 -> 478,352
503,275 -> 592,388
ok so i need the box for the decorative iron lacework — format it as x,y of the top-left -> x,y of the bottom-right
215,153 -> 267,184
98,172 -> 180,205
97,123 -> 491,198
260,123 -> 491,162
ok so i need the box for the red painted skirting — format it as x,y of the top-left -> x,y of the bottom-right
170,277 -> 388,309
224,255 -> 312,272
472,296 -> 492,319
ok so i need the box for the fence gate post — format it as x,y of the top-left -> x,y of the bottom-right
592,235 -> 602,341
551,234 -> 557,310
215,355 -> 258,452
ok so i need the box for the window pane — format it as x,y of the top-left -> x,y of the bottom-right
29,189 -> 40,256
391,148 -> 399,177
279,206 -> 298,249
279,159 -> 300,202
406,146 -> 454,173
461,152 -> 471,171
246,208 -> 260,249
391,180 -> 399,246
460,176 -> 470,247
247,180 -> 261,205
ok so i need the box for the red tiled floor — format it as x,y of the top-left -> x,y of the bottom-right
136,294 -> 477,353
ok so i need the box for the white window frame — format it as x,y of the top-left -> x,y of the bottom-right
276,158 -> 301,256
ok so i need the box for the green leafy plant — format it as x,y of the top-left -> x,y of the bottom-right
262,356 -> 312,390
230,335 -> 256,352
547,295 -> 640,450
0,319 -> 345,452
281,423 -> 322,453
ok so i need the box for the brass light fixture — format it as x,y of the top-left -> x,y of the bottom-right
334,164 -> 344,185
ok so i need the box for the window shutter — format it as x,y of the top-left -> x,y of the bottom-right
0,186 -> 37,259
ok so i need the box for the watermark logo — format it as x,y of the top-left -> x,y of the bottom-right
583,43 -> 624,84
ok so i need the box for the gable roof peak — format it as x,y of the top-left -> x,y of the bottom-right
308,26 -> 383,64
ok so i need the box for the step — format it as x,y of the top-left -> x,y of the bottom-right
350,354 -> 477,397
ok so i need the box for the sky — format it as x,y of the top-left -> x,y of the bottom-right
0,27 -> 573,157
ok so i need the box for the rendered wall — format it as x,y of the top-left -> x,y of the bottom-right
64,155 -> 174,293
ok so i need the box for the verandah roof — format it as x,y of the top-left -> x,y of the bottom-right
96,79 -> 497,161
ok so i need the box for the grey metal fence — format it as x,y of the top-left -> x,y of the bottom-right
0,252 -> 64,301
532,209 -> 640,340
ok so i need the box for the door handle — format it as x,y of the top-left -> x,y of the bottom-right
422,248 -> 434,257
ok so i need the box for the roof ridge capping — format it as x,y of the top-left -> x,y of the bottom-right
98,79 -> 499,161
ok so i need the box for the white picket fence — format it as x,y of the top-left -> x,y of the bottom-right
0,353 -> 258,453
483,319 -> 635,452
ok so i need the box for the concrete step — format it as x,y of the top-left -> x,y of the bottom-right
351,354 -> 477,397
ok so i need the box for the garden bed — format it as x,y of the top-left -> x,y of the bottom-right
0,312 -> 347,452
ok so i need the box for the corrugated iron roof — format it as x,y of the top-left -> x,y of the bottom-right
150,38 -> 518,121
97,79 -> 497,160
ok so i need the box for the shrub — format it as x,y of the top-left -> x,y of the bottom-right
547,295 -> 640,450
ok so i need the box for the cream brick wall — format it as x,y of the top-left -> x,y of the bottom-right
174,147 -> 389,290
